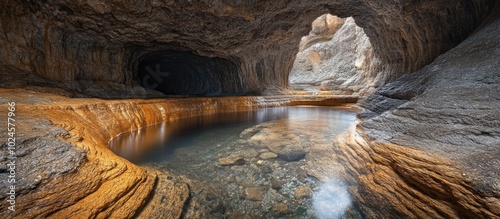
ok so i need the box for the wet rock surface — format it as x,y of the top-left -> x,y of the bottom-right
144,110 -> 359,218
219,154 -> 246,166
0,91 -> 291,218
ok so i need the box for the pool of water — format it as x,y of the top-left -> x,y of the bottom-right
108,106 -> 361,218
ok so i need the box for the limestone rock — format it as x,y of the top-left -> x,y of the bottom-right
299,14 -> 345,51
289,17 -> 381,96
219,154 -> 246,166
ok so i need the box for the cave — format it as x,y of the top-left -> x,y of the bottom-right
135,50 -> 242,96
0,0 -> 499,218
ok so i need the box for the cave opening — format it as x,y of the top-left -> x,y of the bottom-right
289,14 -> 379,96
136,50 -> 243,96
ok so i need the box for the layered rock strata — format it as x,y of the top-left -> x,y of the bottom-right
0,89 -> 291,218
0,0 -> 496,95
336,8 -> 500,218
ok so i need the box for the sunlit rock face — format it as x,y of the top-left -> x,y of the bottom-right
0,0 -> 496,96
289,16 -> 381,95
298,14 -> 346,52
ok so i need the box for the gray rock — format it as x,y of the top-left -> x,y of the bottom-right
289,17 -> 381,96
270,144 -> 306,162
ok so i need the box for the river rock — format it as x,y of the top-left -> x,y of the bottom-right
273,203 -> 289,215
247,126 -> 307,162
270,144 -> 306,162
219,154 -> 245,166
294,186 -> 313,199
242,148 -> 259,158
259,152 -> 278,160
244,188 -> 266,201
271,179 -> 284,190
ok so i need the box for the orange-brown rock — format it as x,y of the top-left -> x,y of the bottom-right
0,88 -> 290,218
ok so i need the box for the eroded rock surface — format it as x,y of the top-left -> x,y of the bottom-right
0,0 -> 495,96
290,17 -> 381,95
0,90 -> 291,218
337,7 -> 500,218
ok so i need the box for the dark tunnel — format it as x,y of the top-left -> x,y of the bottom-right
136,50 -> 243,96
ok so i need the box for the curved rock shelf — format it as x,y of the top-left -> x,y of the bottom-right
0,90 -> 293,218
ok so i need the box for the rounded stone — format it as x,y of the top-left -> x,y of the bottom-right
259,152 -> 278,160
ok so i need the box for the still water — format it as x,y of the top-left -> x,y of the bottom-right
108,106 -> 360,218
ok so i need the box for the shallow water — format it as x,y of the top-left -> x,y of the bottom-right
109,106 -> 361,218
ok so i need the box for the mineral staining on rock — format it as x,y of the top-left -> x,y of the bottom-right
0,91 -> 290,219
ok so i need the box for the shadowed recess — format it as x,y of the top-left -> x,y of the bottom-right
136,50 -> 243,96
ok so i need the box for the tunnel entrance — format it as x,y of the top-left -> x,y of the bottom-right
136,50 -> 242,96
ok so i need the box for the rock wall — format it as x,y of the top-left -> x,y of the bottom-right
336,7 -> 500,218
289,16 -> 381,95
0,0 -> 496,95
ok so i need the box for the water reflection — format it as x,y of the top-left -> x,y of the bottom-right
108,106 -> 359,217
313,180 -> 352,219
108,106 -> 357,163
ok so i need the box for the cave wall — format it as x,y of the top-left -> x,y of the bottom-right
0,0 -> 496,95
